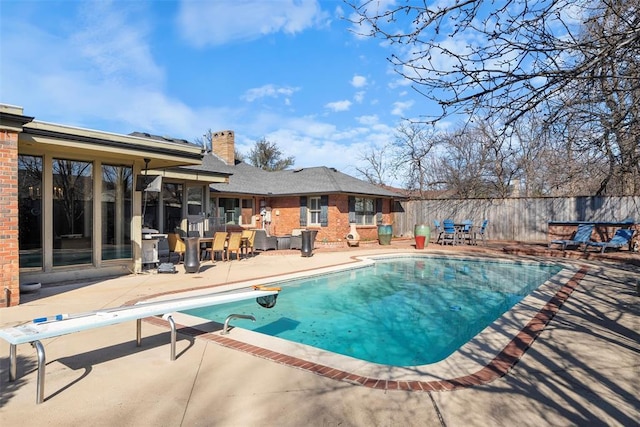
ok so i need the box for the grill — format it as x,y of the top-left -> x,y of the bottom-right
141,228 -> 168,266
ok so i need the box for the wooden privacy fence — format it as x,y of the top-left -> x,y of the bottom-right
392,196 -> 640,242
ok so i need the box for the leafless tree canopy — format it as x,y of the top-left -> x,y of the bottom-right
247,138 -> 295,171
348,0 -> 639,195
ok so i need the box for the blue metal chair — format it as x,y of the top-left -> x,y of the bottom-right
461,219 -> 474,244
475,219 -> 488,245
441,219 -> 457,245
433,220 -> 443,244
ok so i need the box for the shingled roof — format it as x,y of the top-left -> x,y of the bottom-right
208,156 -> 401,198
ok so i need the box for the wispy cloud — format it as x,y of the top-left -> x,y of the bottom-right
242,84 -> 300,102
178,0 -> 327,47
325,100 -> 352,112
391,100 -> 414,116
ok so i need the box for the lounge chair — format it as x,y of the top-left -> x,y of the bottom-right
584,228 -> 635,253
549,223 -> 594,251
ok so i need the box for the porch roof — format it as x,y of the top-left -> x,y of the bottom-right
18,122 -> 203,169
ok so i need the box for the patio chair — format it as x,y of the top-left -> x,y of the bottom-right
254,229 -> 278,251
549,223 -> 594,251
241,229 -> 256,257
206,231 -> 228,262
584,228 -> 635,253
475,219 -> 489,245
226,232 -> 243,260
167,233 -> 186,263
433,220 -> 443,244
460,220 -> 474,244
441,219 -> 458,245
290,228 -> 303,250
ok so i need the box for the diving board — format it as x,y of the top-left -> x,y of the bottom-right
0,287 -> 279,404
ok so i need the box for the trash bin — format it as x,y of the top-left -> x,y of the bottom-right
184,237 -> 200,273
300,230 -> 318,257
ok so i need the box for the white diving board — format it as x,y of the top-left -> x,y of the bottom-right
0,287 -> 279,404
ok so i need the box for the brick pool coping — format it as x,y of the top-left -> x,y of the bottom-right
144,266 -> 588,392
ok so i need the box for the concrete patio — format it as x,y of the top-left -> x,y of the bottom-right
1,240 -> 638,426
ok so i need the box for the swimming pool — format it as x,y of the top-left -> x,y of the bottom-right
182,256 -> 563,366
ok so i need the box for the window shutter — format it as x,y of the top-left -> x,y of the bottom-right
299,196 -> 307,227
320,195 -> 329,227
376,198 -> 383,224
348,196 -> 356,223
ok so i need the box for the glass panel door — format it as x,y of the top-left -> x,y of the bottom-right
102,164 -> 132,260
53,159 -> 93,266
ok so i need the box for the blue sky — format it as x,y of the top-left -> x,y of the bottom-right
0,0 -> 440,180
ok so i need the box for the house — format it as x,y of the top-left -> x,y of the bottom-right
0,104 -> 401,306
204,131 -> 401,243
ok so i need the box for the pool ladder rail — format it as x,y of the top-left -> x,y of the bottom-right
222,313 -> 256,335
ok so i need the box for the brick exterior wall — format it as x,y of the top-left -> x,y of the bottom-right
0,129 -> 19,306
211,130 -> 235,165
265,195 -> 393,243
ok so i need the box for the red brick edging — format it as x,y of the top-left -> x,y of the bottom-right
146,266 -> 588,392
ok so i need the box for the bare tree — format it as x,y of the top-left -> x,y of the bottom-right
393,122 -> 440,197
356,144 -> 395,185
247,138 -> 295,171
347,0 -> 640,195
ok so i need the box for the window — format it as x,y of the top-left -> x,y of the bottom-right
350,197 -> 376,225
300,196 -> 328,227
102,164 -> 132,261
163,183 -> 183,232
187,185 -> 204,215
219,197 -> 240,224
309,196 -> 321,225
52,159 -> 93,266
18,155 -> 43,268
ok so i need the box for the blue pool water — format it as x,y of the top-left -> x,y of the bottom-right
183,257 -> 562,366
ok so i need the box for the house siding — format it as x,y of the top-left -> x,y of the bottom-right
0,129 -> 19,306
264,195 -> 393,243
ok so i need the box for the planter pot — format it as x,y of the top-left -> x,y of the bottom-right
378,224 -> 393,245
414,224 -> 431,249
184,237 -> 201,273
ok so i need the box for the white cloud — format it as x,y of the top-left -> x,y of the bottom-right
356,114 -> 379,126
351,74 -> 367,88
177,0 -> 327,47
242,84 -> 300,102
354,91 -> 365,103
325,100 -> 352,112
391,100 -> 414,116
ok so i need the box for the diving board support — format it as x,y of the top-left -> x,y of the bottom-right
1,287 -> 279,404
33,341 -> 45,404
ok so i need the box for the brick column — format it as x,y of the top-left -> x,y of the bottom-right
0,129 -> 19,306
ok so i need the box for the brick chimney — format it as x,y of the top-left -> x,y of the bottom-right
211,130 -> 235,165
